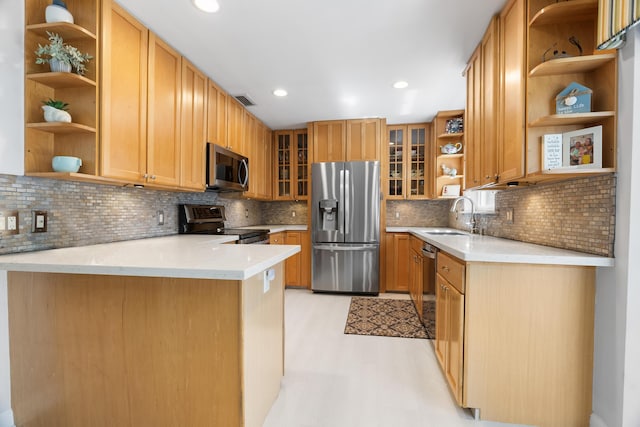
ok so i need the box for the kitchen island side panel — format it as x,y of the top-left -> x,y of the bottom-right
6,270 -> 282,427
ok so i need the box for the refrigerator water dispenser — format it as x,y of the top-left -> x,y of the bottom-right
319,199 -> 339,231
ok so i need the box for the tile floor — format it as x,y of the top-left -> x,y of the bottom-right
263,289 -> 529,427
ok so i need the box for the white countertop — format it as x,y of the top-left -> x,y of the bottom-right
387,227 -> 614,267
240,224 -> 307,233
0,235 -> 301,280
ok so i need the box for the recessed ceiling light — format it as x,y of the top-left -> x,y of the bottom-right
193,0 -> 220,13
273,89 -> 288,97
393,81 -> 409,89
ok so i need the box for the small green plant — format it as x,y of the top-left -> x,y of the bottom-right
42,98 -> 69,111
34,32 -> 93,75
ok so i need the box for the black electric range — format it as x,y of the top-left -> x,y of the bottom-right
178,204 -> 270,244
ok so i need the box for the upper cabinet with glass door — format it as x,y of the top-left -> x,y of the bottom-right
385,123 -> 432,200
273,129 -> 309,201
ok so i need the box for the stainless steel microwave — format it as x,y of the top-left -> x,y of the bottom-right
206,143 -> 249,192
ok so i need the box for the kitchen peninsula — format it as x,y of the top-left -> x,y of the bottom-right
0,235 -> 300,427
389,227 -> 613,426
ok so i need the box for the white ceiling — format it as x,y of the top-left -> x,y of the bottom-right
116,0 -> 506,130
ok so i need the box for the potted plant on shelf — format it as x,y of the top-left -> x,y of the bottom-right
41,98 -> 71,123
34,31 -> 92,75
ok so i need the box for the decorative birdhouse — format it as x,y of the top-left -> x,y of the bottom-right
555,82 -> 592,114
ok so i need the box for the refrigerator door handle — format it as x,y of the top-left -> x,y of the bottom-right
313,244 -> 376,251
344,168 -> 350,236
339,169 -> 345,236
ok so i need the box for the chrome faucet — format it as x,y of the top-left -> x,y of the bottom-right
450,196 -> 478,234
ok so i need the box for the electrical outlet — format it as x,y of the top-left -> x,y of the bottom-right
245,209 -> 249,218
32,210 -> 47,233
1,211 -> 19,235
395,212 -> 400,219
292,211 -> 296,217
505,208 -> 514,224
157,210 -> 164,225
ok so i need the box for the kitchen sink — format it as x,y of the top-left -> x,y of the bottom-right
424,230 -> 468,236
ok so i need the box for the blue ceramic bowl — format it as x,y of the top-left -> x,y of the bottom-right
52,156 -> 82,173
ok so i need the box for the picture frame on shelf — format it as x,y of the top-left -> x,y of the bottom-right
542,133 -> 563,170
562,125 -> 602,169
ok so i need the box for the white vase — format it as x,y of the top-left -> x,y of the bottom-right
45,4 -> 74,24
42,105 -> 72,123
49,59 -> 72,73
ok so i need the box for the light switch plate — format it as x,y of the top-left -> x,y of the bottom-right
32,210 -> 47,233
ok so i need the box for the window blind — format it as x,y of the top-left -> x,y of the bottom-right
598,0 -> 640,49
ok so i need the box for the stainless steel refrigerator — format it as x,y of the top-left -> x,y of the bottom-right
311,161 -> 380,294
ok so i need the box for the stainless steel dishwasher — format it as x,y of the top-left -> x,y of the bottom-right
422,242 -> 438,295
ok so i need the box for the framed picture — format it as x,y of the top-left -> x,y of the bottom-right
542,134 -> 563,170
442,184 -> 461,197
562,125 -> 602,169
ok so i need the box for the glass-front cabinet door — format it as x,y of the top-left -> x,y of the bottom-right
274,129 -> 308,201
295,129 -> 309,200
385,123 -> 431,199
387,125 -> 405,199
275,131 -> 292,199
408,125 -> 430,198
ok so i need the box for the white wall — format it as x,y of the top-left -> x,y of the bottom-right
0,1 -> 22,425
0,0 -> 25,175
592,27 -> 640,427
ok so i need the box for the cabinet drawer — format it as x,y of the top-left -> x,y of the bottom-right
410,235 -> 424,253
437,251 -> 465,293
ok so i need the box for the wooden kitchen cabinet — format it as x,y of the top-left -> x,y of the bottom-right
226,97 -> 246,156
273,130 -> 309,201
385,123 -> 432,199
24,0 -> 99,178
255,121 -> 273,200
497,0 -> 526,183
409,235 -> 424,320
435,251 -> 465,405
206,79 -> 228,148
269,232 -> 284,245
284,231 -> 310,288
384,233 -> 410,292
179,58 -> 207,191
465,17 -> 499,189
101,0 -> 148,184
147,34 -> 182,187
311,120 -> 346,163
346,118 -> 383,161
102,1 -> 205,191
433,111 -> 465,198
270,231 -> 310,288
311,118 -> 384,163
433,248 -> 596,426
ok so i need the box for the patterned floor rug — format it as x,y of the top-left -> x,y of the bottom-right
344,297 -> 434,339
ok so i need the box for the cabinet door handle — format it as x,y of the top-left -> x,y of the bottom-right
150,175 -> 156,180
441,265 -> 450,272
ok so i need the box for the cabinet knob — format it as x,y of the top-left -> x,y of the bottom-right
143,173 -> 149,179
151,175 -> 156,180
441,265 -> 450,272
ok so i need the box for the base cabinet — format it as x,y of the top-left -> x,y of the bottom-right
271,231 -> 310,288
384,233 -> 410,292
409,235 -> 424,319
434,250 -> 596,427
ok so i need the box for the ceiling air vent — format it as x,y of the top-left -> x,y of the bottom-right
234,94 -> 256,107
